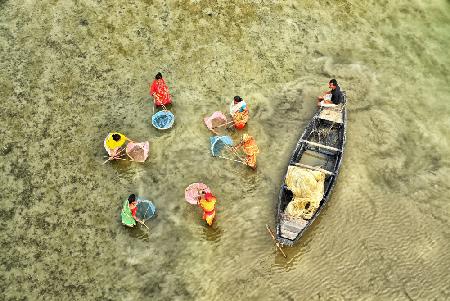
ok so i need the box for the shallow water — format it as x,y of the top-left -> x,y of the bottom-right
1,1 -> 449,300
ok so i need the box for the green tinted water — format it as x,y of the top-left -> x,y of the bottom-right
1,1 -> 449,300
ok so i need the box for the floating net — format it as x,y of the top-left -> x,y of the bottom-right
210,136 -> 233,157
136,199 -> 156,222
185,183 -> 211,205
152,111 -> 175,130
203,111 -> 228,132
126,141 -> 149,162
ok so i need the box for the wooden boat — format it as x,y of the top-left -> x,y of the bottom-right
275,93 -> 347,246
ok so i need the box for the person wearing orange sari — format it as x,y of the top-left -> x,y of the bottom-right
198,191 -> 216,226
234,133 -> 259,169
149,72 -> 172,107
230,96 -> 249,130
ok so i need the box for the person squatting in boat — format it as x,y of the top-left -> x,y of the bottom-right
317,78 -> 343,107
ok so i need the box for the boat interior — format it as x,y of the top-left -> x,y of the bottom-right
278,112 -> 345,242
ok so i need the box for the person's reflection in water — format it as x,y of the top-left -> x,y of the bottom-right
202,224 -> 223,242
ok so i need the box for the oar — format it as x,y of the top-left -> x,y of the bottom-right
266,224 -> 287,258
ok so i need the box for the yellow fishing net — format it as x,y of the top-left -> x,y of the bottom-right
285,166 -> 325,220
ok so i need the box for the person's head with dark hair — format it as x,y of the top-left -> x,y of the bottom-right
197,190 -> 206,201
233,96 -> 242,103
329,79 -> 338,89
112,133 -> 121,141
128,194 -> 136,204
155,72 -> 163,80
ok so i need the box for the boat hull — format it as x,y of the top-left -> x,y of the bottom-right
275,93 -> 347,246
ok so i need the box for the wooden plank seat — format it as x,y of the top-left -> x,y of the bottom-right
300,139 -> 341,152
280,218 -> 308,240
318,105 -> 343,124
293,162 -> 335,176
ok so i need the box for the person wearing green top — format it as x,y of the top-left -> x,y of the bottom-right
121,194 -> 143,227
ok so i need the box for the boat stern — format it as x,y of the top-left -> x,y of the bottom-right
276,217 -> 308,246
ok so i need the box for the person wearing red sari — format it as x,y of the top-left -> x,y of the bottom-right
150,72 -> 172,107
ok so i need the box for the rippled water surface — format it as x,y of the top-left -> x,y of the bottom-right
1,1 -> 449,300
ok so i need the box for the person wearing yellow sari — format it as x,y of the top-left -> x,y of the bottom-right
198,191 -> 216,226
104,132 -> 133,160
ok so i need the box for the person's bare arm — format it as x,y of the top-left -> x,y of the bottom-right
132,215 -> 144,224
318,90 -> 331,100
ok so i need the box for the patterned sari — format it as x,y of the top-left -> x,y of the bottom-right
241,135 -> 259,168
150,78 -> 172,106
230,101 -> 249,130
198,193 -> 216,226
